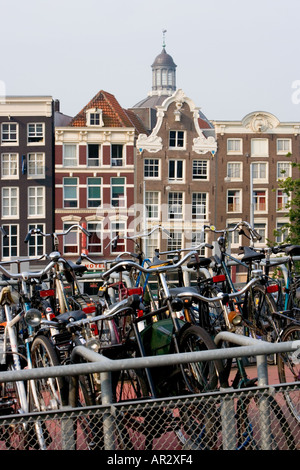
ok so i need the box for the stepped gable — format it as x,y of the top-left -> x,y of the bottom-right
69,90 -> 134,128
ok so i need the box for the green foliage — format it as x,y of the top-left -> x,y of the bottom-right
275,161 -> 300,245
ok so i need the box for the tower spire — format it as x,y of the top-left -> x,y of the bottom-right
162,29 -> 167,49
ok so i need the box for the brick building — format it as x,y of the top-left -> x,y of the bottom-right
0,96 -> 55,259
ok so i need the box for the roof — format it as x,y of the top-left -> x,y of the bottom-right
152,48 -> 177,68
69,90 -> 139,129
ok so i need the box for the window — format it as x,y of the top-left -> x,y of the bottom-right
277,162 -> 291,180
192,193 -> 207,219
254,222 -> 266,244
27,224 -> 45,256
227,190 -> 241,213
227,139 -> 242,154
192,160 -> 208,180
27,123 -> 44,144
275,220 -> 288,244
252,162 -> 267,182
144,159 -> 159,178
168,192 -> 183,219
63,177 -> 78,208
168,160 -> 183,181
28,153 -> 45,178
167,230 -> 182,254
145,230 -> 159,259
253,190 -> 267,212
1,123 -> 18,144
1,153 -> 18,178
251,139 -> 268,157
227,162 -> 242,181
190,231 -> 206,256
169,130 -> 185,148
87,177 -> 101,208
2,224 -> 18,258
63,223 -> 79,254
28,187 -> 45,217
63,144 -> 77,166
87,221 -> 102,254
87,144 -> 100,166
2,187 -> 18,218
111,177 -> 126,207
90,113 -> 100,126
276,189 -> 289,211
145,191 -> 159,219
277,139 -> 291,155
111,144 -> 123,167
227,223 -> 241,246
110,221 -> 126,253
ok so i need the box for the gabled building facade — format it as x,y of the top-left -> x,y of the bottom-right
213,112 -> 300,280
135,88 -> 217,258
0,96 -> 55,259
54,90 -> 147,261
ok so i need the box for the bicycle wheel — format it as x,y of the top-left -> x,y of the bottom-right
277,323 -> 300,423
246,284 -> 278,363
178,324 -> 226,394
30,335 -> 67,411
236,393 -> 296,450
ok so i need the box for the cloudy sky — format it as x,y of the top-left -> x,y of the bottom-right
1,0 -> 300,122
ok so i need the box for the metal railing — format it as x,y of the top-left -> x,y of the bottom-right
0,333 -> 299,450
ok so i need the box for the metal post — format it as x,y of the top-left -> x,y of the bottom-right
220,387 -> 236,450
100,371 -> 115,450
256,355 -> 272,450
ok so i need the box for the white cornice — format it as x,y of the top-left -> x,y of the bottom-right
0,96 -> 53,117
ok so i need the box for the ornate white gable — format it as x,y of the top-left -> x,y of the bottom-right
136,89 -> 217,155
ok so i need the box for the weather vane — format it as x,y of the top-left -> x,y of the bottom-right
162,29 -> 167,48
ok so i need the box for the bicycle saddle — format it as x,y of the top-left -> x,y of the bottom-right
169,286 -> 199,297
55,309 -> 87,323
187,256 -> 212,269
285,245 -> 300,257
67,260 -> 87,275
240,246 -> 265,262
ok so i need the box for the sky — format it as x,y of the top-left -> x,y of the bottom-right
1,0 -> 300,122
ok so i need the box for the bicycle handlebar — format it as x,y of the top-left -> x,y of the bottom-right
204,221 -> 262,242
24,224 -> 91,243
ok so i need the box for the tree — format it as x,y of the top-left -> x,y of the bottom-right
274,159 -> 300,245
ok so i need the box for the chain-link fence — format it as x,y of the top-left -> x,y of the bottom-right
0,382 -> 298,450
0,332 -> 298,451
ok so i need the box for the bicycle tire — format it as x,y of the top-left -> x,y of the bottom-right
246,284 -> 278,364
178,324 -> 226,394
236,393 -> 296,450
277,323 -> 300,424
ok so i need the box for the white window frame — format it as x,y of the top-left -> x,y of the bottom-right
87,220 -> 103,254
254,220 -> 267,245
192,160 -> 209,180
192,192 -> 208,220
63,222 -> 80,255
168,192 -> 184,220
27,123 -> 45,145
144,159 -> 160,179
169,130 -> 186,150
145,191 -> 160,220
87,144 -> 101,167
87,177 -> 102,208
251,138 -> 269,157
2,187 -> 19,218
253,189 -> 267,213
63,177 -> 78,208
167,230 -> 183,256
1,153 -> 18,179
2,224 -> 19,259
27,223 -> 46,257
86,108 -> 104,127
28,186 -> 45,218
110,221 -> 126,254
111,144 -> 124,167
275,218 -> 288,244
251,162 -> 268,183
27,153 -> 45,178
1,123 -> 18,145
276,189 -> 289,212
63,144 -> 78,167
111,177 -> 126,208
227,138 -> 243,154
277,138 -> 291,155
168,159 -> 184,182
227,189 -> 242,213
227,162 -> 242,181
277,161 -> 291,180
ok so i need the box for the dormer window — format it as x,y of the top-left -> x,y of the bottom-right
86,108 -> 104,127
